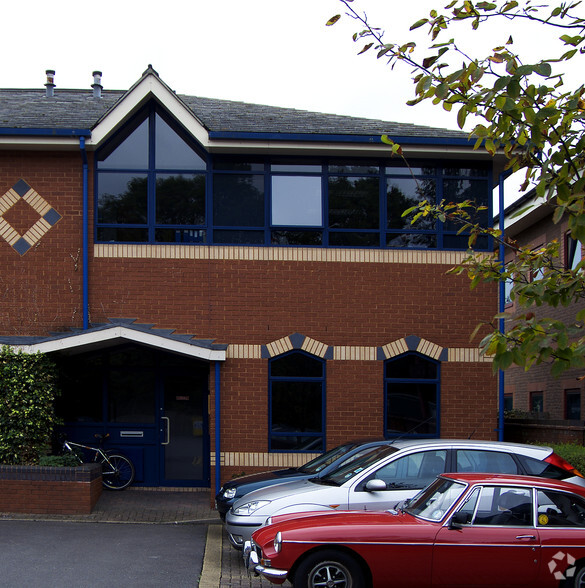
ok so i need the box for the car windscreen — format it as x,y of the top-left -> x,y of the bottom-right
405,477 -> 467,521
316,446 -> 399,486
298,443 -> 357,475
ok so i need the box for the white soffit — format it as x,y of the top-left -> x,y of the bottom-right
13,326 -> 226,362
88,73 -> 210,148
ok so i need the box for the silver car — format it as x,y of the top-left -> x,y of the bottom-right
225,438 -> 585,548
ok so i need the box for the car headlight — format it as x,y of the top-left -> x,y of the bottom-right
274,531 -> 282,553
233,500 -> 271,516
222,487 -> 237,500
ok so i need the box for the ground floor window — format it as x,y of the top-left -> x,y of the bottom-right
269,351 -> 325,452
565,388 -> 581,420
384,353 -> 439,438
530,391 -> 544,414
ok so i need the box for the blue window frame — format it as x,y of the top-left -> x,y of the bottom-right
95,103 -> 492,250
384,353 -> 440,438
96,103 -> 208,244
268,351 -> 325,452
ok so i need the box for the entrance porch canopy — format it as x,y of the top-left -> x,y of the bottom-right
1,318 -> 227,362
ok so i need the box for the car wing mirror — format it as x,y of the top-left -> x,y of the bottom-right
365,479 -> 387,492
449,511 -> 471,530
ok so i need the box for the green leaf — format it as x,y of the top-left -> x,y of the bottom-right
358,43 -> 374,55
326,14 -> 341,26
457,105 -> 468,129
410,18 -> 428,31
534,62 -> 552,77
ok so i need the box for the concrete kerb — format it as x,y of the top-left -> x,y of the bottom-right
200,524 -> 223,588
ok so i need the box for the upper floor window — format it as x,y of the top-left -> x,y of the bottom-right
96,104 -> 207,244
95,104 -> 492,251
268,351 -> 325,452
384,353 -> 440,438
566,232 -> 582,270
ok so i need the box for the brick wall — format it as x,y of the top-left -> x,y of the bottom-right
1,151 -> 500,494
0,464 -> 102,514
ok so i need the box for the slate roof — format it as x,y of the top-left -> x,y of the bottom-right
0,77 -> 468,140
0,318 -> 227,352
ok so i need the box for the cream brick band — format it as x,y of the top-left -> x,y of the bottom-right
211,451 -> 318,468
95,243 -> 472,265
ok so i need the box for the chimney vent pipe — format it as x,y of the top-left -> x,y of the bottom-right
45,69 -> 55,97
92,70 -> 103,98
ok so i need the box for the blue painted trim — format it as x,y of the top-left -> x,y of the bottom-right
208,130 -> 475,146
497,170 -> 512,441
215,361 -> 221,494
0,127 -> 92,137
80,138 -> 89,330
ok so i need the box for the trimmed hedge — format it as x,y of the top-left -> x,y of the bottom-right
0,346 -> 59,465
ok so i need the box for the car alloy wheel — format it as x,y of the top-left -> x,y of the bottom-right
295,550 -> 364,588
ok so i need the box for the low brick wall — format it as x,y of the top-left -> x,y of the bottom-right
505,418 -> 585,446
0,463 -> 102,514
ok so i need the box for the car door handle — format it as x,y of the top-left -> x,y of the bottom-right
516,535 -> 537,540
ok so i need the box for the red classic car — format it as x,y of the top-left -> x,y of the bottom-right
244,473 -> 585,588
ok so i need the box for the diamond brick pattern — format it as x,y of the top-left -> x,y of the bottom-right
0,180 -> 61,255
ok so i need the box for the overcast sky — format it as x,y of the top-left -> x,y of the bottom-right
3,0 -> 581,206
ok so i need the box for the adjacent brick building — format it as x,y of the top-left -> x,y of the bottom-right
502,191 -> 585,444
0,67 -> 504,495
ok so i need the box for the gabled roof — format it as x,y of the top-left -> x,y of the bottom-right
0,318 -> 227,362
0,66 -> 474,149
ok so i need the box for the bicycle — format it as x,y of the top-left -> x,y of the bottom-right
62,433 -> 135,490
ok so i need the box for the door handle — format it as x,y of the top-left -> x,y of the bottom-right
516,535 -> 537,540
161,416 -> 170,445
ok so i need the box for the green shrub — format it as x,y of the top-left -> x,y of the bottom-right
38,454 -> 79,467
551,443 -> 585,476
0,346 -> 60,465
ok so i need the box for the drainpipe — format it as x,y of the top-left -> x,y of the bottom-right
497,170 -> 512,441
215,361 -> 221,493
80,137 -> 89,329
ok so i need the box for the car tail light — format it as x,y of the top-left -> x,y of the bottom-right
545,452 -> 584,478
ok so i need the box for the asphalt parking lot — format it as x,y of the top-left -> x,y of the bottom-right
0,520 -> 207,588
0,488 -> 270,588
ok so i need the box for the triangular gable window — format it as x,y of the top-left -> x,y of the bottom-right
96,103 -> 208,244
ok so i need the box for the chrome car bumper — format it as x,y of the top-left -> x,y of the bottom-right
243,541 -> 288,583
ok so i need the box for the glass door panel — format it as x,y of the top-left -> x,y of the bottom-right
161,373 -> 208,484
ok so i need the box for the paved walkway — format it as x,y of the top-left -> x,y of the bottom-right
0,488 -> 272,587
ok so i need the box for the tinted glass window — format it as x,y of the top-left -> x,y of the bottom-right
155,114 -> 206,169
269,351 -> 325,452
387,178 -> 436,230
97,173 -> 148,224
108,369 -> 156,423
328,176 -> 379,229
364,450 -> 447,490
386,354 -> 437,379
518,454 -> 571,480
213,174 -> 264,227
385,353 -> 439,438
443,179 -> 489,229
456,450 -> 519,474
271,353 -> 324,378
97,119 -> 149,169
155,174 -> 205,225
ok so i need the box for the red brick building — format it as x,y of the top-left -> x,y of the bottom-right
502,191 -> 585,443
0,67 -> 503,494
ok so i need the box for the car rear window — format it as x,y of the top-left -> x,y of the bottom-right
518,454 -> 572,480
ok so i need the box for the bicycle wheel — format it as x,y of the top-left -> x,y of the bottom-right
101,453 -> 135,490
